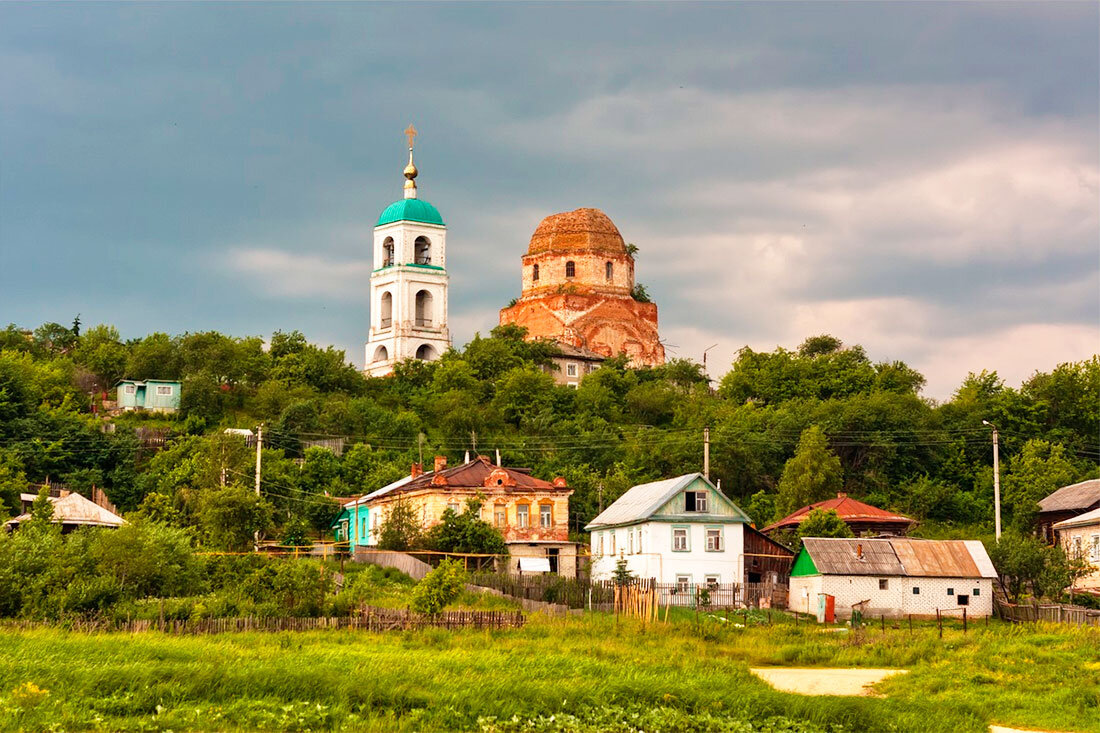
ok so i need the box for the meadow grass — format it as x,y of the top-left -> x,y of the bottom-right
0,614 -> 1095,732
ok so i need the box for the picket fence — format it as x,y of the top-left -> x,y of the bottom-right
0,607 -> 525,635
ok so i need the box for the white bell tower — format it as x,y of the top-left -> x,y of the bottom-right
364,125 -> 451,377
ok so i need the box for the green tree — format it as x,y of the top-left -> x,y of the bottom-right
423,498 -> 507,563
72,324 -> 128,388
745,490 -> 776,528
986,530 -> 1049,602
0,449 -> 29,518
410,558 -> 466,614
792,508 -> 854,549
1003,439 -> 1080,529
776,426 -> 843,517
375,499 -> 423,551
197,485 -> 273,552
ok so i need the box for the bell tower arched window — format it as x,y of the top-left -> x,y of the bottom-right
382,237 -> 395,267
414,236 -> 431,265
565,261 -> 575,278
380,291 -> 393,329
415,289 -> 433,328
532,263 -> 539,282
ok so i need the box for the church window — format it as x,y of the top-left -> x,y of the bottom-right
532,263 -> 539,281
565,261 -> 575,278
380,291 -> 393,329
414,236 -> 431,265
605,261 -> 613,281
415,290 -> 433,327
382,237 -> 395,267
372,345 -> 388,363
415,343 -> 437,361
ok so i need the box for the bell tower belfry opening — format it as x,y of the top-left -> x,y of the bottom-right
364,126 -> 451,377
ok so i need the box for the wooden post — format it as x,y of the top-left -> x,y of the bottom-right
963,607 -> 967,634
937,608 -> 942,639
881,614 -> 885,632
908,614 -> 912,633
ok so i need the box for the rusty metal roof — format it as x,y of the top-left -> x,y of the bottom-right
801,537 -> 996,578
763,493 -> 915,533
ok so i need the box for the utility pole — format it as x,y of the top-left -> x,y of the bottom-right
597,482 -> 604,514
703,344 -> 718,379
703,426 -> 711,481
418,432 -> 425,466
254,424 -> 263,550
983,420 -> 1001,540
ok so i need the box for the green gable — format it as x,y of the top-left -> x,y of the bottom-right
652,475 -> 750,522
790,547 -> 820,577
376,198 -> 445,227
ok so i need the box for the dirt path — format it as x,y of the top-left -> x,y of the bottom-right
749,667 -> 908,696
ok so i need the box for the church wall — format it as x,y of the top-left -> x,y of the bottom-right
519,251 -> 634,297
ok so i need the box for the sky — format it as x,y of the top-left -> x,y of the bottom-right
1,2 -> 1097,400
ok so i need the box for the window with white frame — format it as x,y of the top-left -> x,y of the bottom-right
704,574 -> 719,588
672,527 -> 689,551
516,504 -> 529,528
684,491 -> 708,512
155,385 -> 173,396
124,385 -> 136,394
1091,534 -> 1100,562
636,529 -> 642,554
705,527 -> 723,552
628,532 -> 633,555
675,575 -> 691,593
1072,536 -> 1083,557
566,363 -> 577,377
540,504 -> 552,528
447,501 -> 459,514
610,530 -> 616,555
598,533 -> 604,556
494,506 -> 506,527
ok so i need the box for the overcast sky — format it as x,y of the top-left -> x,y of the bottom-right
1,2 -> 1097,399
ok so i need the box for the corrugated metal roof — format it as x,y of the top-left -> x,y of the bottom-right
763,494 -> 915,532
800,537 -> 996,579
1053,506 -> 1100,530
586,475 -> 699,528
1038,479 -> 1100,513
7,492 -> 125,528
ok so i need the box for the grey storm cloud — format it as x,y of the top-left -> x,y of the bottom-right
0,2 -> 1096,399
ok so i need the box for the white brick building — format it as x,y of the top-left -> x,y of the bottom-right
789,537 -> 997,619
1054,507 -> 1100,594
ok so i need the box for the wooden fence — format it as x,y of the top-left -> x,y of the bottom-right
995,598 -> 1100,627
0,606 -> 524,634
469,571 -> 602,609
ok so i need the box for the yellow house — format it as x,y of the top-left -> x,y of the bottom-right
364,455 -> 578,576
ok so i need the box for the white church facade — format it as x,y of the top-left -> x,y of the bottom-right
364,126 -> 451,377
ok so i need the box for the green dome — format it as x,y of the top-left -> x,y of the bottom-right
376,198 -> 445,227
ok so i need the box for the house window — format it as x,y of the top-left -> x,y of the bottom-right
628,532 -> 633,555
494,506 -> 506,527
636,529 -> 642,554
705,527 -> 723,552
610,530 -> 616,555
947,588 -> 954,596
447,501 -> 459,514
540,504 -> 552,528
532,263 -> 539,281
1072,536 -> 1083,557
672,527 -> 689,552
879,579 -> 888,590
684,491 -> 708,513
605,261 -> 613,281
958,595 -> 970,606
973,588 -> 980,596
566,363 -> 577,377
675,575 -> 691,593
704,574 -> 719,588
1091,534 -> 1100,562
517,504 -> 529,528
597,533 -> 604,556
124,385 -> 136,394
912,587 -> 920,595
156,385 -> 173,396
565,261 -> 575,278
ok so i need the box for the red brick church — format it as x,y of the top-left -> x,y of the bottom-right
498,208 -> 665,366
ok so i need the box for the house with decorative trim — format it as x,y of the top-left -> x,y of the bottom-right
789,537 -> 996,619
360,455 -> 578,576
585,473 -> 753,589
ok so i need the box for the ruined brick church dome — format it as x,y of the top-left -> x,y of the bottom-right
526,208 -> 628,256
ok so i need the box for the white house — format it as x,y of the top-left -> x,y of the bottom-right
1053,507 -> 1100,595
789,537 -> 997,619
585,473 -> 751,588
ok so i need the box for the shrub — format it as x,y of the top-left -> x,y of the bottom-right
410,559 -> 465,614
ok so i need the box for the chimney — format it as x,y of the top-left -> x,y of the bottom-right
856,543 -> 863,560
464,450 -> 470,463
434,455 -> 447,473
410,463 -> 423,479
496,449 -> 501,467
837,492 -> 847,499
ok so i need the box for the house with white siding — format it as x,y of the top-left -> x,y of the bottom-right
1054,507 -> 1100,595
585,473 -> 751,588
789,537 -> 997,619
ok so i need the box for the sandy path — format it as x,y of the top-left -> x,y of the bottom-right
749,667 -> 907,696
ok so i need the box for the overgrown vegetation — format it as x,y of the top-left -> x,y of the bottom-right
0,614 -> 1095,732
0,320 -> 1097,562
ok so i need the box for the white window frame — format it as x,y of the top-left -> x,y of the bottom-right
597,533 -> 604,556
672,526 -> 689,552
447,501 -> 459,514
636,529 -> 642,554
610,530 -> 616,555
124,384 -> 136,394
540,503 -> 552,528
675,575 -> 691,593
516,504 -> 529,528
1090,534 -> 1100,563
628,532 -> 633,555
566,363 -> 577,377
704,574 -> 720,588
705,526 -> 723,552
685,490 -> 708,513
494,506 -> 506,528
155,385 -> 173,396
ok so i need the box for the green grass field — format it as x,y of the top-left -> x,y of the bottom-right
0,614 -> 1096,732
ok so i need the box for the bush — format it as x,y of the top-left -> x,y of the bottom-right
410,559 -> 465,614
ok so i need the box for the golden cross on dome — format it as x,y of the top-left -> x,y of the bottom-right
404,124 -> 417,150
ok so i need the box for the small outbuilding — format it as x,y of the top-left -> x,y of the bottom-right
115,379 -> 182,412
6,491 -> 126,533
789,537 -> 996,619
